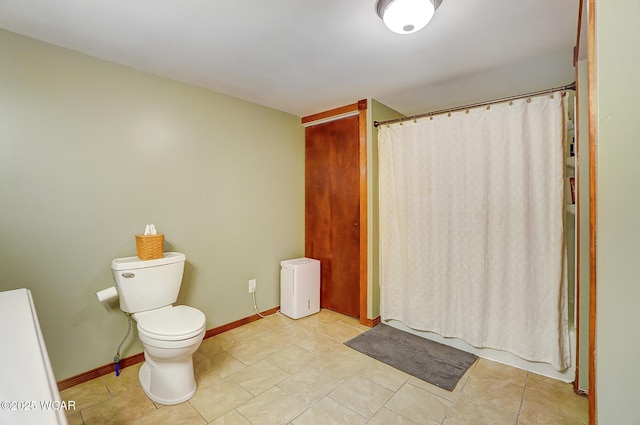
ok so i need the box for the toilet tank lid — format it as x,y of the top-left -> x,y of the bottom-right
112,252 -> 186,271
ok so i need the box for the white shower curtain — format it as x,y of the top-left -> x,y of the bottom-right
378,92 -> 570,370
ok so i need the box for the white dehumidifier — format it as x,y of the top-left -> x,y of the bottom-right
280,258 -> 320,319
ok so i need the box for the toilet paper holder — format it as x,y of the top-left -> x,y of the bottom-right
96,286 -> 118,303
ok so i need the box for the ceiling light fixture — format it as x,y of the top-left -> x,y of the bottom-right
375,0 -> 443,35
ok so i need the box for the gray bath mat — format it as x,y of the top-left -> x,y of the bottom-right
344,324 -> 477,391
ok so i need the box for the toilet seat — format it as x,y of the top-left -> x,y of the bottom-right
135,305 -> 206,341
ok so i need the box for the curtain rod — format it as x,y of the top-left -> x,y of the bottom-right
374,82 -> 576,128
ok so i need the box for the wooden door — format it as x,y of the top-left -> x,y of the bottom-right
305,115 -> 360,317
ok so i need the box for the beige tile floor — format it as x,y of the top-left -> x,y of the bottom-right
61,309 -> 588,425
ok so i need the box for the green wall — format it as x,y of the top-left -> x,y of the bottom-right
367,100 -> 404,319
0,29 -> 305,380
595,1 -> 640,423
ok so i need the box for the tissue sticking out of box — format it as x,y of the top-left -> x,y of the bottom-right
144,224 -> 157,235
136,225 -> 164,260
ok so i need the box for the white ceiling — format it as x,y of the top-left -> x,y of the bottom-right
0,0 -> 579,117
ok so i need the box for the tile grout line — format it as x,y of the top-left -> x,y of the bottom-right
514,371 -> 530,424
186,400 -> 207,424
439,358 -> 474,424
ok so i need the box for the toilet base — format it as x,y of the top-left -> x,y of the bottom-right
138,353 -> 197,405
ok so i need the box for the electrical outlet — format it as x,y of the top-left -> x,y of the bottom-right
248,279 -> 257,293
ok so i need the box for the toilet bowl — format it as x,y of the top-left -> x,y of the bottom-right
111,252 -> 206,405
134,305 -> 206,404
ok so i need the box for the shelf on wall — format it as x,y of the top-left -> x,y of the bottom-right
566,204 -> 576,215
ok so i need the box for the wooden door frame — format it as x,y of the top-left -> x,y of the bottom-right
586,0 -> 597,422
575,0 -> 597,422
302,100 -> 369,325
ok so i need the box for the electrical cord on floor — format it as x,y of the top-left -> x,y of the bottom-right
114,312 -> 132,377
252,291 -> 280,318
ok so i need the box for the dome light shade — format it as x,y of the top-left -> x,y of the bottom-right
376,0 -> 443,35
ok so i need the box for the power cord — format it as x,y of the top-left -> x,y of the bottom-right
252,291 -> 280,318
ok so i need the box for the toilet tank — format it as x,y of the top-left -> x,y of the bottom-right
111,252 -> 186,314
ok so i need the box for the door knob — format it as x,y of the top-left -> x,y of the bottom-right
353,222 -> 359,228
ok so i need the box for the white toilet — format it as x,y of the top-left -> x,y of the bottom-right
111,252 -> 206,405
